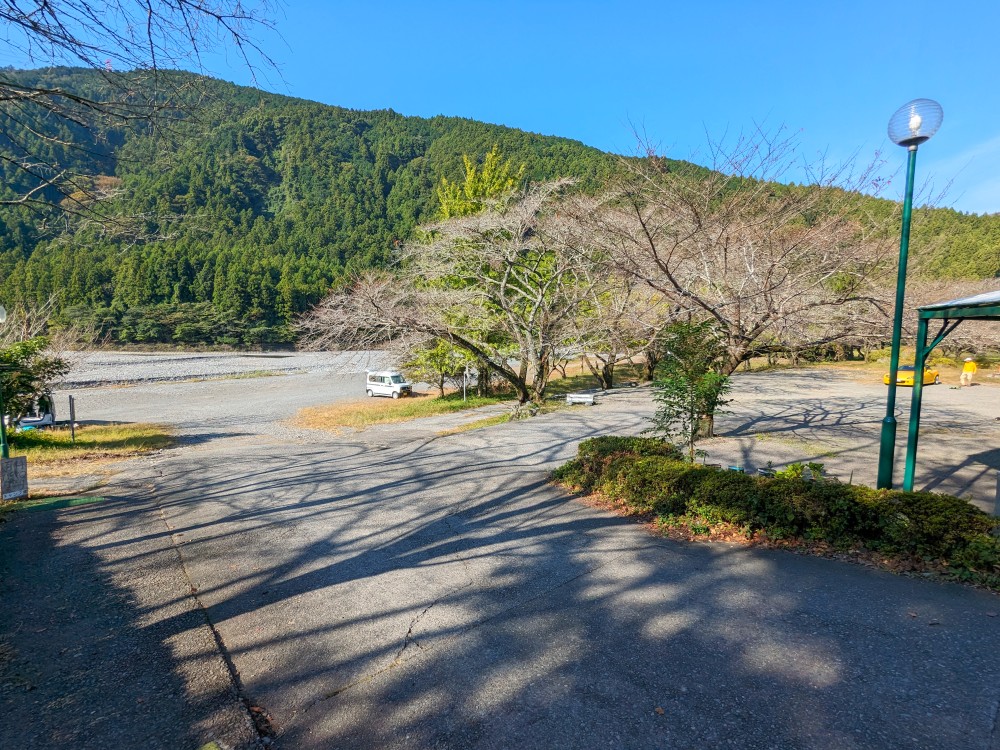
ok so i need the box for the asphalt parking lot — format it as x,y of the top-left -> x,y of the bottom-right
2,358 -> 999,749
53,355 -> 1000,510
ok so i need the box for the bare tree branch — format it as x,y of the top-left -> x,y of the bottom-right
579,130 -> 899,373
1,1 -> 278,215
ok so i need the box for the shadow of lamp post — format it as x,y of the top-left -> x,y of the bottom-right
876,99 -> 943,489
0,302 -> 7,458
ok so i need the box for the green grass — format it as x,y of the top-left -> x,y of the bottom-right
8,423 -> 175,467
296,392 -> 512,431
8,496 -> 107,512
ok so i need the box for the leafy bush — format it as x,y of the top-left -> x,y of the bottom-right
555,436 -> 1000,588
554,436 -> 683,496
928,354 -> 959,368
577,436 -> 683,463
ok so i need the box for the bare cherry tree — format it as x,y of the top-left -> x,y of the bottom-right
0,296 -> 60,346
572,271 -> 673,388
581,129 -> 897,374
301,183 -> 609,404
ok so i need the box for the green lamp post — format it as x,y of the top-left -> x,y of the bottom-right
876,99 -> 943,490
0,303 -> 8,459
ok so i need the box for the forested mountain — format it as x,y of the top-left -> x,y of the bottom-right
0,68 -> 996,347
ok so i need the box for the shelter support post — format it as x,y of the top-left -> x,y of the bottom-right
903,318 -> 929,492
902,317 -> 961,491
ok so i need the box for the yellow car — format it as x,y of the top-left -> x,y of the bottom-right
883,365 -> 940,386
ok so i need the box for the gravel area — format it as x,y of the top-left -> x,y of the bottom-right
50,350 -> 401,445
58,350 -> 393,387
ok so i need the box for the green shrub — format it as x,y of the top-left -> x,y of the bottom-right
862,488 -> 998,558
577,436 -> 683,462
556,436 -> 682,492
555,435 -> 1000,588
598,456 -> 704,515
928,354 -> 958,368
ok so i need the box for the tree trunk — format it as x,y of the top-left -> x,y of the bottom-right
516,382 -> 531,403
583,354 -> 615,391
602,362 -> 615,389
696,413 -> 714,439
644,349 -> 660,381
476,360 -> 491,396
530,353 -> 552,405
721,350 -> 746,377
438,374 -> 445,398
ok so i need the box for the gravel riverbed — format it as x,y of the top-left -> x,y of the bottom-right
51,350 -> 398,443
58,350 -> 392,387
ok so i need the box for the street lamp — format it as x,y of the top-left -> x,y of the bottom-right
0,303 -> 7,459
876,99 -> 943,489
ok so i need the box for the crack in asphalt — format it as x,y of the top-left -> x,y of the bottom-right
298,509 -> 480,716
394,601 -> 434,662
296,543 -> 659,715
153,497 -> 270,745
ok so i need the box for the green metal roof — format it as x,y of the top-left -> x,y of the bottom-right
918,289 -> 1000,321
902,287 -> 999,493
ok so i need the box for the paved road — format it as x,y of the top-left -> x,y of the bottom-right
4,368 -> 999,748
56,362 -> 1000,509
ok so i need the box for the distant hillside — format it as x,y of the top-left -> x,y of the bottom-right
0,68 -> 996,347
0,68 -> 621,345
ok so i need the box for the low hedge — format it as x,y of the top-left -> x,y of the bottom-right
554,436 -> 1000,587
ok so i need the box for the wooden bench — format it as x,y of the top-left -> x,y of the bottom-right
565,392 -> 597,406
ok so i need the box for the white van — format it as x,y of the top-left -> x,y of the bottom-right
366,371 -> 412,399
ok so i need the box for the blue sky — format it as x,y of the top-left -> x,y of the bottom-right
8,1 -> 1000,214
228,0 -> 998,214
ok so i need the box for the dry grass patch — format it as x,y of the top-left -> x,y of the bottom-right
437,413 -> 511,436
295,392 -> 511,432
8,424 -> 175,478
544,361 -> 646,397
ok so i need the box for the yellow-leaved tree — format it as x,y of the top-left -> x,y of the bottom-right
436,145 -> 526,219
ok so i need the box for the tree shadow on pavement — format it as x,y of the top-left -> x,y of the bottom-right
0,499 -> 257,749
60,407 -> 1000,750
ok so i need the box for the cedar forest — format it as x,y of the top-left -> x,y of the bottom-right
0,68 -> 997,348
